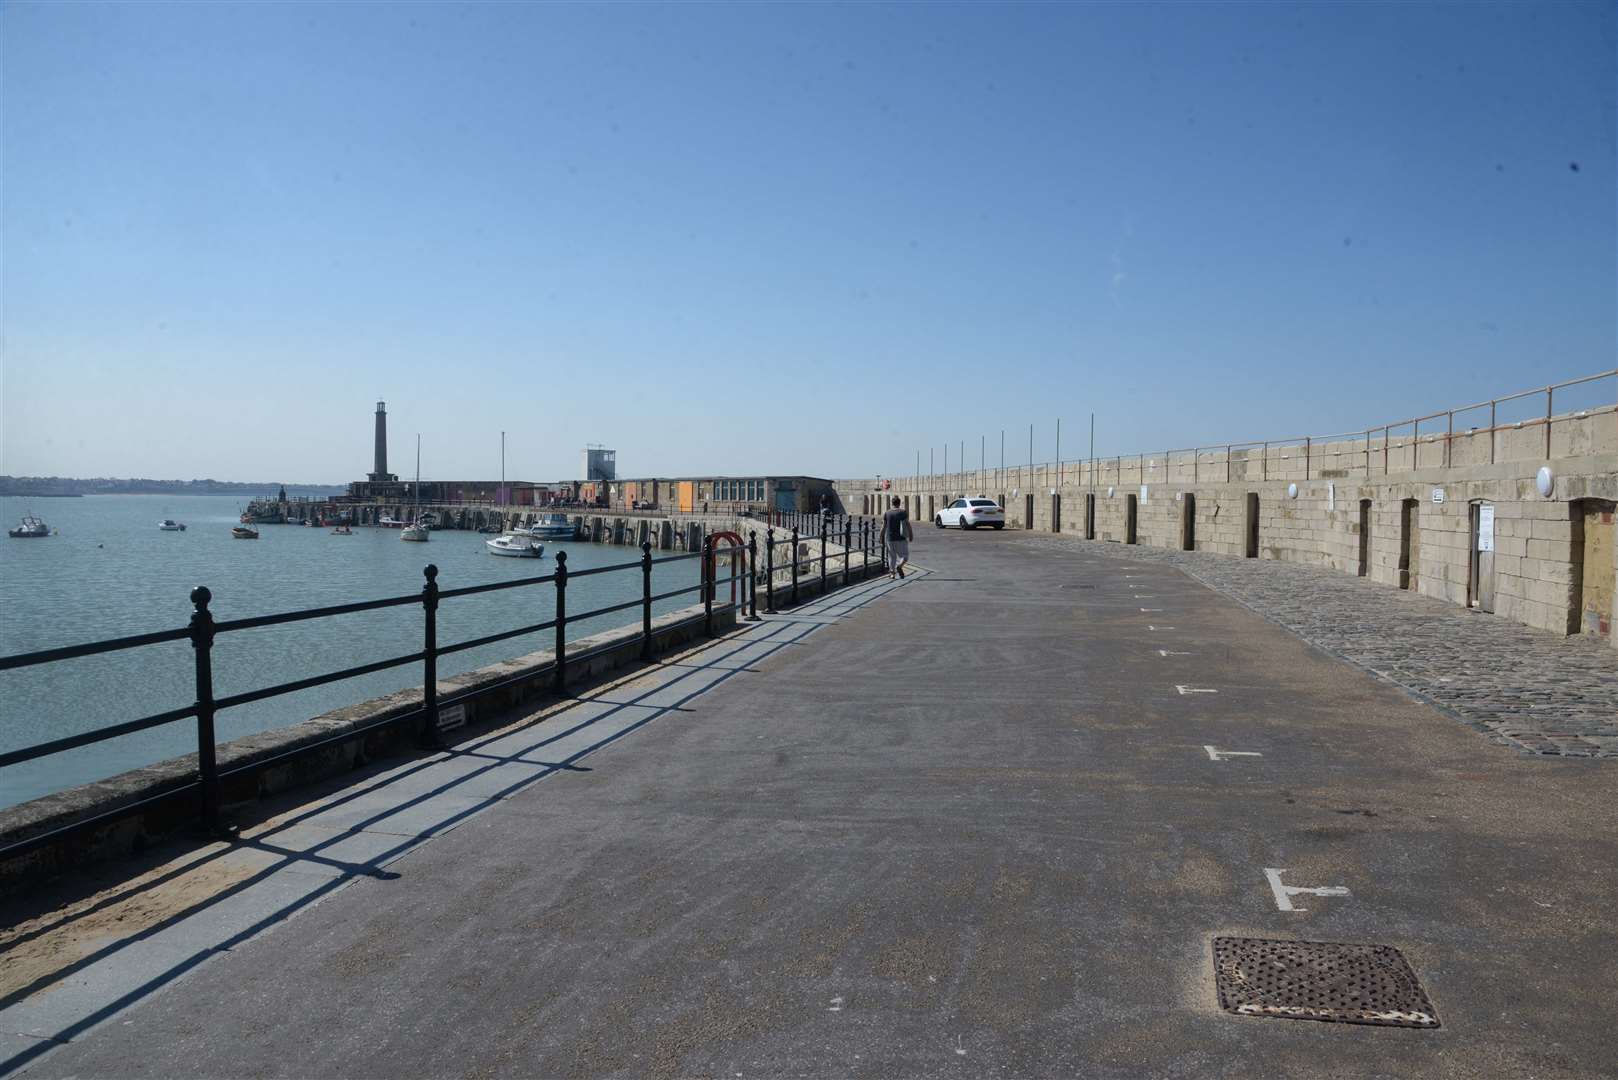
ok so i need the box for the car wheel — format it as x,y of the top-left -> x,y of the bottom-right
992,523 -> 1004,529
935,516 -> 944,528
963,520 -> 976,530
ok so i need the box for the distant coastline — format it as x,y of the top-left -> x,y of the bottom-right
1,477 -> 347,498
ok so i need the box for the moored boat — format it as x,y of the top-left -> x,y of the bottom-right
330,525 -> 353,535
8,514 -> 51,538
158,519 -> 187,531
486,534 -> 544,558
232,526 -> 259,539
519,513 -> 575,540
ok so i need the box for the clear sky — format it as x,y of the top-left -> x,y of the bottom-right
3,1 -> 1613,484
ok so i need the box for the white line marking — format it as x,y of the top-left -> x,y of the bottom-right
1204,745 -> 1263,761
1147,625 -> 1176,631
828,996 -> 843,1012
1175,685 -> 1218,695
1140,607 -> 1164,612
1157,649 -> 1193,657
1264,868 -> 1350,912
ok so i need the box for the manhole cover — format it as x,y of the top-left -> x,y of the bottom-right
1212,938 -> 1439,1028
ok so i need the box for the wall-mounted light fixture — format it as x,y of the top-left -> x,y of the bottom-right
1536,466 -> 1554,498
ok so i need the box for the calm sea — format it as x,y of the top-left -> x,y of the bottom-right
0,495 -> 703,809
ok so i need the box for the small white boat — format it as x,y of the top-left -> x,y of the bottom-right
9,514 -> 51,538
486,534 -> 544,558
399,435 -> 430,542
158,519 -> 187,531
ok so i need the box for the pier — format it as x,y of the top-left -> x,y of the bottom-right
3,528 -> 1615,1076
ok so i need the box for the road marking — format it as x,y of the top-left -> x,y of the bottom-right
1265,868 -> 1350,912
1147,625 -> 1176,631
1204,745 -> 1262,761
1157,649 -> 1193,657
1140,607 -> 1164,612
828,996 -> 843,1012
1175,685 -> 1218,695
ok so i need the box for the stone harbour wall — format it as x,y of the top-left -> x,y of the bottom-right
841,403 -> 1618,647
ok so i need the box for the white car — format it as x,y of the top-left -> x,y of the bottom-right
936,497 -> 1005,530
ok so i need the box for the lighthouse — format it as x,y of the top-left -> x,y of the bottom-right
368,401 -> 397,483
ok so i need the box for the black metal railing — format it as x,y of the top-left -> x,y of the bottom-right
0,516 -> 889,859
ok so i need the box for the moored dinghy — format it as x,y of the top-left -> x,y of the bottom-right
486,534 -> 544,558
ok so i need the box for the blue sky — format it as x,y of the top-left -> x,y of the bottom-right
3,1 -> 1613,484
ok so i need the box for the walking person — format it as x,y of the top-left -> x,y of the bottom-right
883,495 -> 913,579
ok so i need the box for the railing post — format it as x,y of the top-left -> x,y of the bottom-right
790,527 -> 800,607
765,527 -> 777,613
819,516 -> 828,597
189,586 -> 225,838
747,531 -> 760,620
552,550 -> 568,694
640,540 -> 654,660
703,535 -> 715,635
843,517 -> 852,586
862,518 -> 869,578
1545,385 -> 1554,458
421,564 -> 441,748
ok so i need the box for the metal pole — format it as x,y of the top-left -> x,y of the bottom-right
421,564 -> 441,748
1056,418 -> 1061,490
552,550 -> 568,693
1545,386 -> 1554,458
703,535 -> 714,634
819,517 -> 828,597
765,527 -> 777,613
189,586 -> 223,837
843,517 -> 852,586
747,531 -> 759,620
790,527 -> 800,606
640,541 -> 654,656
1000,429 -> 1005,493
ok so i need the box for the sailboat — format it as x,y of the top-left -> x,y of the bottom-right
401,434 -> 430,542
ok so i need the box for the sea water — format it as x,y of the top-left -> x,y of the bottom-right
0,495 -> 705,809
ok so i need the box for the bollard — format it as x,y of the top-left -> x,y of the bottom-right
703,535 -> 715,635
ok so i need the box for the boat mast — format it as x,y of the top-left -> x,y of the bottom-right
414,434 -> 421,521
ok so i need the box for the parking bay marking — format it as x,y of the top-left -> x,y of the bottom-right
1264,868 -> 1350,912
1175,685 -> 1218,695
1147,625 -> 1176,631
1158,650 -> 1193,657
1204,745 -> 1262,762
1141,607 -> 1165,612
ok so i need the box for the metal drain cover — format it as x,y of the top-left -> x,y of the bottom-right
1213,938 -> 1439,1028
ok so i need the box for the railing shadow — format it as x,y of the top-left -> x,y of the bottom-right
0,619 -> 826,1075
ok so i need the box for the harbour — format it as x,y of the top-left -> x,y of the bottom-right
0,493 -> 713,810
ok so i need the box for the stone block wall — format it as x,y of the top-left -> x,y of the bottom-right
877,406 -> 1616,646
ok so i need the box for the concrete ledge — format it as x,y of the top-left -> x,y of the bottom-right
0,603 -> 734,893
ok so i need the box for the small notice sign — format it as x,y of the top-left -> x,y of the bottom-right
1431,487 -> 1445,504
1477,505 -> 1495,552
436,703 -> 467,732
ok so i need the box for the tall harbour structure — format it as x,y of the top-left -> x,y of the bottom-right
368,401 -> 397,483
582,445 -> 616,483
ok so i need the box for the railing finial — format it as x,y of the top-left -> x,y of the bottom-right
190,586 -> 212,610
424,564 -> 438,584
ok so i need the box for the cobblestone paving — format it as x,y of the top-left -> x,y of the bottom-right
1022,535 -> 1618,759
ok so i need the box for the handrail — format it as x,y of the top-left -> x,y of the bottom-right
903,368 -> 1615,486
1,511 -> 890,855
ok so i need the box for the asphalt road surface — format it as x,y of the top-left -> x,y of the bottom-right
14,528 -> 1618,1078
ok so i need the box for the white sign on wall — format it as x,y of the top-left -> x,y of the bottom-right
1478,504 -> 1495,552
1139,485 -> 1149,502
1432,487 -> 1446,504
1327,482 -> 1336,511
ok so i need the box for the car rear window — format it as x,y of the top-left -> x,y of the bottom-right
970,500 -> 997,507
